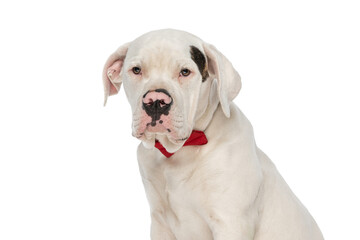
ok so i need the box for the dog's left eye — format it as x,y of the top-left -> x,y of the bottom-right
180,68 -> 191,77
132,67 -> 142,75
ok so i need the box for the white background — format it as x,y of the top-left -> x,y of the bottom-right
0,0 -> 359,239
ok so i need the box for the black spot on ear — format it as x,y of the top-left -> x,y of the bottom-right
190,46 -> 209,82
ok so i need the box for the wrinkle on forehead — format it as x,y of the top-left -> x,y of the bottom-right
125,30 -> 205,81
127,29 -> 204,61
142,43 -> 184,68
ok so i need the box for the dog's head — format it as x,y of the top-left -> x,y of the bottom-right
103,29 -> 241,152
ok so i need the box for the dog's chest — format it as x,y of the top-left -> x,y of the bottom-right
140,150 -> 213,239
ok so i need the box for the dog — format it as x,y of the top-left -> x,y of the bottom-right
103,29 -> 324,240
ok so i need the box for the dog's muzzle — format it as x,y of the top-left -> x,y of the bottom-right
142,89 -> 173,126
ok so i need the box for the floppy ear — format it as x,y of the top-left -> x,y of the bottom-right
203,43 -> 241,117
102,43 -> 130,106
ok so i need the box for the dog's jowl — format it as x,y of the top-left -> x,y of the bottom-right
103,29 -> 324,240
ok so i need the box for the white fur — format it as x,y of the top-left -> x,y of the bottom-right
103,29 -> 323,240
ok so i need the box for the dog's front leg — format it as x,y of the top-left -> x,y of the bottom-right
198,155 -> 262,240
139,178 -> 176,240
137,148 -> 176,240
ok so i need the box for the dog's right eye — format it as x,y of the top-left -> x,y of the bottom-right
180,68 -> 191,77
132,67 -> 141,75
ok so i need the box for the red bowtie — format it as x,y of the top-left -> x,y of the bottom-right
154,130 -> 208,158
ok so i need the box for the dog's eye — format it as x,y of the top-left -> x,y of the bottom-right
180,68 -> 191,77
132,67 -> 141,75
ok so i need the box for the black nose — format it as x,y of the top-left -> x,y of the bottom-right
142,89 -> 173,126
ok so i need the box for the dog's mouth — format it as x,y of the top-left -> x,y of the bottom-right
135,127 -> 187,143
134,129 -> 189,154
134,120 -> 190,148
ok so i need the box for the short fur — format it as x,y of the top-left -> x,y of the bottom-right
103,29 -> 323,240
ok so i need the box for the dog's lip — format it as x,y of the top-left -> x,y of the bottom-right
134,127 -> 170,140
174,136 -> 189,142
135,129 -> 189,145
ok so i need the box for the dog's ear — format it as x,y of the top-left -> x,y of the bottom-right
102,43 -> 130,106
203,43 -> 241,117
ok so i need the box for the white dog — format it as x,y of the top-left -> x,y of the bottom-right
103,29 -> 323,240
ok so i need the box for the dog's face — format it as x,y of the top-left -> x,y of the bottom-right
122,32 -> 208,146
103,29 -> 242,152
